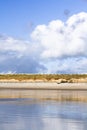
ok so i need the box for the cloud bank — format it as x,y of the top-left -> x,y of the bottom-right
0,12 -> 87,73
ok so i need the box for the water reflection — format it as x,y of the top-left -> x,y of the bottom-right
0,99 -> 87,130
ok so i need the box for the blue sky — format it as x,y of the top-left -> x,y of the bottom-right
0,0 -> 87,73
1,0 -> 87,38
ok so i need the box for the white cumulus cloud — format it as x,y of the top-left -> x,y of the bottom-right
0,12 -> 87,73
31,12 -> 87,59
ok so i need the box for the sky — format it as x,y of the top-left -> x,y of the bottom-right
0,0 -> 87,74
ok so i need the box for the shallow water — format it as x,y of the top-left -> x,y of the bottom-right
0,99 -> 87,130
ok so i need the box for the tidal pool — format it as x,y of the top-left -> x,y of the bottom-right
0,99 -> 87,130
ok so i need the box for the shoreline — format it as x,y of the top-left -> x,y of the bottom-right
0,82 -> 87,101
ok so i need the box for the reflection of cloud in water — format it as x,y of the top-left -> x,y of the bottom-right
1,117 -> 25,130
0,101 -> 87,130
67,120 -> 84,130
1,116 -> 87,130
1,116 -> 44,130
42,118 -> 63,130
42,118 -> 86,130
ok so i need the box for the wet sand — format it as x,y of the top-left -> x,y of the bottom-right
0,82 -> 87,101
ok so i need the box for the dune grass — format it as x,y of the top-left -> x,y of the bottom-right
0,74 -> 87,81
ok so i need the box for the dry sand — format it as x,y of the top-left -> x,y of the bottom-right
0,82 -> 87,90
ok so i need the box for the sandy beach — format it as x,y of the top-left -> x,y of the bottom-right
0,82 -> 87,101
0,82 -> 87,90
